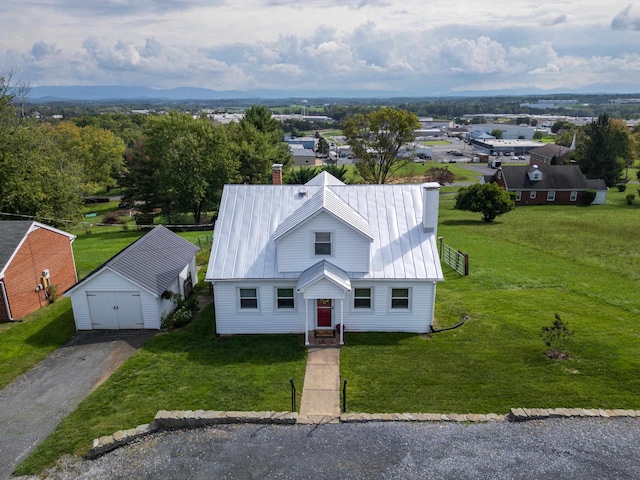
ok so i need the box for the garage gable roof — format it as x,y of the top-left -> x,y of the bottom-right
68,225 -> 199,296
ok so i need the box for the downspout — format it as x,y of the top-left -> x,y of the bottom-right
0,280 -> 13,321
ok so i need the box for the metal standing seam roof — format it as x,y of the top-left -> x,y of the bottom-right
296,260 -> 352,292
0,221 -> 75,277
272,187 -> 374,242
305,171 -> 346,186
206,178 -> 443,282
67,225 -> 199,297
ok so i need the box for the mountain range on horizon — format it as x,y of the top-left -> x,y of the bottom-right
26,84 -> 640,102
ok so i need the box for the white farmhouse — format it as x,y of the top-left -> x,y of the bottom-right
205,166 -> 443,345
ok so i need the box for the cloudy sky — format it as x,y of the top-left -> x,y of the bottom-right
2,0 -> 640,96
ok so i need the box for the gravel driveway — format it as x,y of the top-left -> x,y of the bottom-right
25,418 -> 640,479
0,330 -> 153,479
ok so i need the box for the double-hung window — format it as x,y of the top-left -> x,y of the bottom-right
314,232 -> 332,256
530,191 -> 537,199
570,191 -> 578,202
515,191 -> 522,201
391,288 -> 410,309
276,288 -> 295,309
239,288 -> 258,309
547,191 -> 556,202
353,288 -> 372,309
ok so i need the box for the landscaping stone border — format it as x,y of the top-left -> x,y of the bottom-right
87,408 -> 640,459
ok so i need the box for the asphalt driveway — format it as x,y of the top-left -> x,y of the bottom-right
0,330 -> 153,479
24,418 -> 640,479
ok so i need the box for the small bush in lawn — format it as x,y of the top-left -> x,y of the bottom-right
161,306 -> 193,330
540,314 -> 574,359
582,189 -> 596,205
103,212 -> 125,224
626,194 -> 635,205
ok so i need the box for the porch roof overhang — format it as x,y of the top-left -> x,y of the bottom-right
296,260 -> 351,296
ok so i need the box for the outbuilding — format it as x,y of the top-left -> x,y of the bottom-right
66,225 -> 198,330
0,221 -> 77,321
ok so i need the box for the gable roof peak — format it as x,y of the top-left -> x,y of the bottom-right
305,171 -> 345,186
273,185 -> 373,241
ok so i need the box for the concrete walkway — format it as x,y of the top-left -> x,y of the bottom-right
299,347 -> 341,423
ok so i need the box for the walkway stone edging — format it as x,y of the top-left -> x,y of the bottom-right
87,408 -> 640,459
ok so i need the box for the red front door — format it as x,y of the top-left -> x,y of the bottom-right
316,299 -> 332,328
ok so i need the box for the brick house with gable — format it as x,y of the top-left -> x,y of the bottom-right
0,221 -> 77,321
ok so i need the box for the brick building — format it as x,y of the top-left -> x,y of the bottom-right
0,221 -> 77,321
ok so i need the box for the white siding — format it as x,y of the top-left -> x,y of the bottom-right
300,278 -> 347,300
69,269 -> 161,330
276,212 -> 370,274
213,279 -> 435,335
214,281 -> 306,335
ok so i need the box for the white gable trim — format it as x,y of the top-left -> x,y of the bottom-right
273,187 -> 374,242
297,260 -> 351,298
65,266 -> 159,298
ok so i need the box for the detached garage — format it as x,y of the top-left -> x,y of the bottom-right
66,225 -> 199,330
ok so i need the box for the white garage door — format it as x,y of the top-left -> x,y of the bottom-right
86,291 -> 144,329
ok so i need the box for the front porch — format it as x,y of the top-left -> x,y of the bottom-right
306,329 -> 341,347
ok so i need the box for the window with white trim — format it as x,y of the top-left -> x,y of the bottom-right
570,191 -> 578,201
239,288 -> 258,309
353,288 -> 372,309
314,232 -> 332,256
276,288 -> 295,309
515,191 -> 522,201
391,288 -> 410,309
530,191 -> 537,199
547,191 -> 556,201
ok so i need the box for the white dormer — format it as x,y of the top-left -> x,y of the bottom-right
527,165 -> 543,181
273,186 -> 373,274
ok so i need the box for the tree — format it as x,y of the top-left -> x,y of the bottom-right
285,167 -> 320,184
425,166 -> 455,185
0,74 -> 84,222
50,122 -> 125,192
316,137 -> 330,156
454,183 -> 515,223
533,131 -> 544,140
540,313 -> 574,359
576,114 -> 637,187
229,105 -> 292,184
141,112 -> 237,223
343,107 -> 421,184
322,164 -> 349,183
490,129 -> 504,139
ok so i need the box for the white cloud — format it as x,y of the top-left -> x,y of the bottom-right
1,0 -> 639,94
611,5 -> 640,31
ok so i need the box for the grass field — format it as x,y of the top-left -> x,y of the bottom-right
340,190 -> 640,413
12,183 -> 640,474
0,299 -> 76,391
15,302 -> 307,475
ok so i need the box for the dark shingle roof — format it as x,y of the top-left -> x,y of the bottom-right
585,178 -> 608,190
0,221 -> 33,273
500,164 -> 589,191
69,225 -> 199,296
529,144 -> 572,159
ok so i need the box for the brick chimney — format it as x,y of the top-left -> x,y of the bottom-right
272,164 -> 283,185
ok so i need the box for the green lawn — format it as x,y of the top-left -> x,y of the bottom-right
72,229 -> 213,279
0,298 -> 76,390
12,181 -> 640,473
15,303 -> 307,475
341,190 -> 640,413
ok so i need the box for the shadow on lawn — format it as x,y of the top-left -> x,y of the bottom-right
142,303 -> 307,366
24,302 -> 76,349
